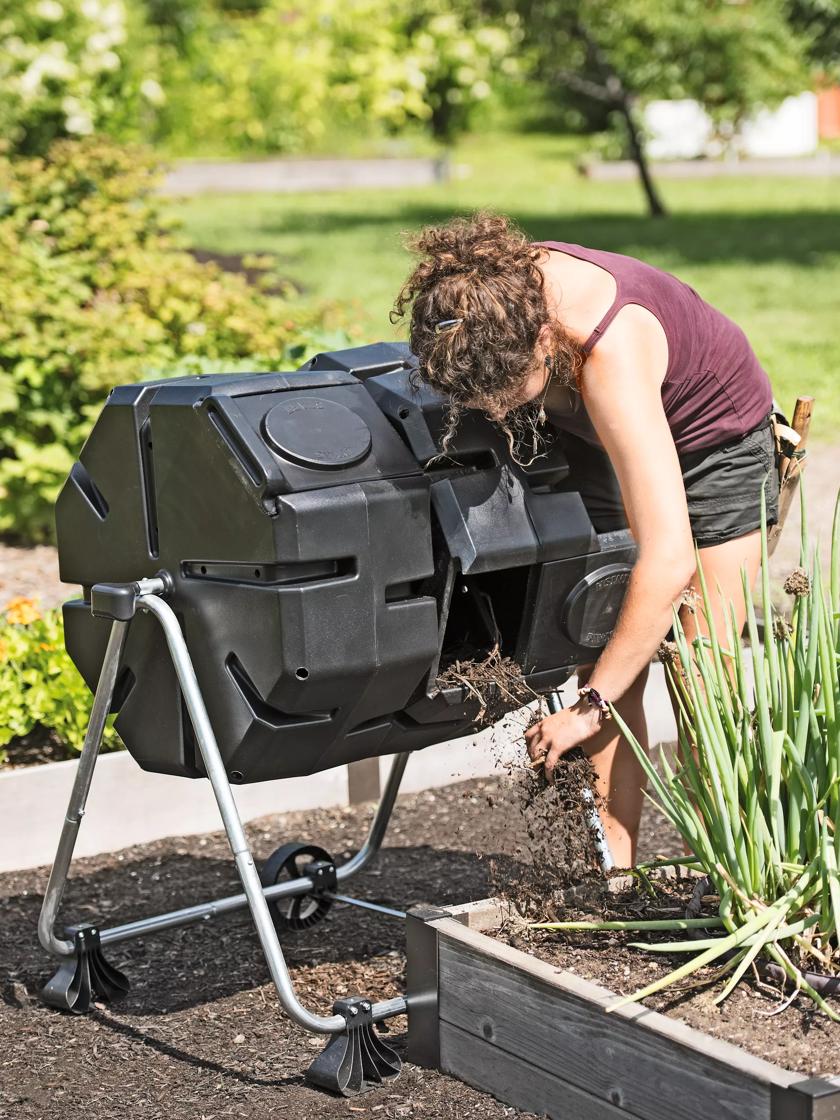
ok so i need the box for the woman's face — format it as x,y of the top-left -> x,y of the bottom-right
471,341 -> 550,422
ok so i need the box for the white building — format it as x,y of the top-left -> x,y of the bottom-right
644,92 -> 819,160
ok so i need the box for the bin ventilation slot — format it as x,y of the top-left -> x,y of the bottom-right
184,558 -> 355,586
139,419 -> 159,557
225,653 -> 334,728
70,462 -> 109,520
347,714 -> 393,735
384,580 -> 425,603
422,449 -> 496,479
111,667 -> 136,710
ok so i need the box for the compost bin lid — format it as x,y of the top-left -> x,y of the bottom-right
263,396 -> 372,469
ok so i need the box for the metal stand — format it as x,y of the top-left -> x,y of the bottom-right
37,577 -> 408,1094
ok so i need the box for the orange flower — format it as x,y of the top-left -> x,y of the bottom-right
4,596 -> 41,625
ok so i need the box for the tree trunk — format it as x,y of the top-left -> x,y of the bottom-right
615,91 -> 668,219
573,21 -> 668,220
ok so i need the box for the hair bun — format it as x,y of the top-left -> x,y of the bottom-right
409,212 -> 532,280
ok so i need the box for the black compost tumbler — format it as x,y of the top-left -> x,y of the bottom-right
40,343 -> 635,1095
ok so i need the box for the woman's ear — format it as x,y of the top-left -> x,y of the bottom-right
536,323 -> 556,369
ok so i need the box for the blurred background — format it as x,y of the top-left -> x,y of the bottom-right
0,0 -> 838,765
2,0 -> 840,539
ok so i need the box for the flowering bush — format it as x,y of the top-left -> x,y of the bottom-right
0,596 -> 122,763
0,135 -> 339,542
156,0 -> 519,154
404,5 -> 522,142
0,1 -> 519,157
0,0 -> 162,155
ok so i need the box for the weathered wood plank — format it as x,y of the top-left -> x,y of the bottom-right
440,1020 -> 634,1120
434,914 -> 798,1088
438,934 -> 780,1120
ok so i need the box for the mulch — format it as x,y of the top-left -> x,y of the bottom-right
2,764 -> 837,1119
1,778 -> 542,1120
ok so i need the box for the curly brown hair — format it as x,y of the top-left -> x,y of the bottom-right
391,212 -> 583,449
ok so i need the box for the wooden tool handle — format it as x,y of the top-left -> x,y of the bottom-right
779,396 -> 813,483
769,395 -> 815,555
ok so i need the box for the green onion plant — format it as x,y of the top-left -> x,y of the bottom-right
535,487 -> 840,1016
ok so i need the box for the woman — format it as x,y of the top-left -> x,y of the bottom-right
392,213 -> 779,867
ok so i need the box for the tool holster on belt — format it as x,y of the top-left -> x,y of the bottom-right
770,408 -> 804,487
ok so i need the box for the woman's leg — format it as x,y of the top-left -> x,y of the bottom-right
579,531 -> 762,869
670,530 -> 763,698
577,661 -> 649,869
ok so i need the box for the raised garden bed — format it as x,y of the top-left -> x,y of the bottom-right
406,897 -> 840,1120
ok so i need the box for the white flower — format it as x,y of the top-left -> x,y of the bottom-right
97,49 -> 120,72
19,46 -> 77,100
35,1 -> 64,20
86,31 -> 113,53
81,0 -> 102,19
99,2 -> 126,32
65,109 -> 94,134
471,80 -> 491,100
140,78 -> 165,105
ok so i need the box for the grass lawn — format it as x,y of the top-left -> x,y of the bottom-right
175,132 -> 839,440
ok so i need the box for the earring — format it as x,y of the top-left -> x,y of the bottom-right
537,354 -> 554,426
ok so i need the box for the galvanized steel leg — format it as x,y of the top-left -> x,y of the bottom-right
38,618 -> 130,960
138,593 -> 349,1036
37,584 -> 406,1081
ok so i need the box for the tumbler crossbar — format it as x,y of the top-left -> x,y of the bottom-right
37,578 -> 409,1069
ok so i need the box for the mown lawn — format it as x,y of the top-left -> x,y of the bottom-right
175,133 -> 839,439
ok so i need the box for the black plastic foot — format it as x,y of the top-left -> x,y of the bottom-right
306,997 -> 402,1096
40,925 -> 130,1014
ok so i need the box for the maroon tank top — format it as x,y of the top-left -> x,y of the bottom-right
535,241 -> 773,454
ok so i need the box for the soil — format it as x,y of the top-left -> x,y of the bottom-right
3,725 -> 68,768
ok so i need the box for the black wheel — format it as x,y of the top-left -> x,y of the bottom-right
259,842 -> 335,931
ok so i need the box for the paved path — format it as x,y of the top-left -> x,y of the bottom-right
160,155 -> 449,196
585,155 -> 840,180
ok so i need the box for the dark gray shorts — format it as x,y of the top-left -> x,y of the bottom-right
554,414 -> 780,549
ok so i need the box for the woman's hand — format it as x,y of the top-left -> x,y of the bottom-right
525,701 -> 602,783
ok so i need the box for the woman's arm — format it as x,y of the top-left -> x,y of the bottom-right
526,306 -> 696,771
577,306 -> 696,700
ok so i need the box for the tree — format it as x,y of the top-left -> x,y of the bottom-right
786,0 -> 840,76
508,0 -> 812,217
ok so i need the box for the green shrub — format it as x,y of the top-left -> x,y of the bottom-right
0,135 -> 340,542
0,595 -> 122,763
0,0 -> 161,155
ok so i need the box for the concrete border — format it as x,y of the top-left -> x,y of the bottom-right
583,155 -> 840,180
160,155 -> 449,196
0,666 -> 677,873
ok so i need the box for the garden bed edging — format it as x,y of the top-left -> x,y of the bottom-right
406,898 -> 840,1120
